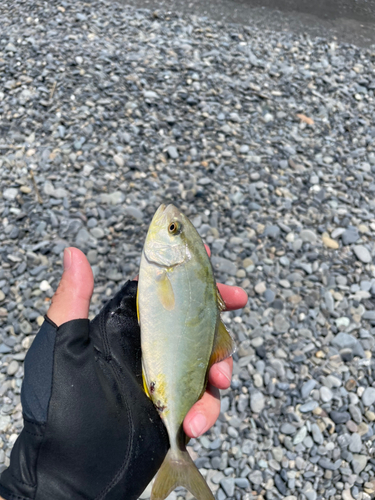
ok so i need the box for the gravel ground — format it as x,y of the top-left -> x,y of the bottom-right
1,1 -> 375,499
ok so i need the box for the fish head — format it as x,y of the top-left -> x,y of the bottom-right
144,204 -> 193,268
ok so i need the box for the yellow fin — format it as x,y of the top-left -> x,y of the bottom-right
151,447 -> 214,500
209,318 -> 236,367
216,288 -> 226,312
156,271 -> 175,311
142,366 -> 151,399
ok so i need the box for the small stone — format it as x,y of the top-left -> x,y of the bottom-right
123,206 -> 143,220
39,280 -> 51,291
349,433 -> 362,453
7,360 -> 19,376
234,478 -> 250,489
113,154 -> 124,168
320,386 -> 333,402
301,379 -> 316,399
351,454 -> 368,474
248,470 -> 263,485
300,401 -> 319,413
90,227 -> 105,239
322,232 -> 339,249
353,245 -> 372,263
357,422 -> 369,436
318,458 -> 342,470
272,447 -> 283,462
109,191 -> 125,205
335,317 -> 350,328
305,489 -> 317,500
3,188 -> 18,201
273,314 -> 289,333
349,405 -> 363,424
280,423 -> 296,435
293,426 -> 307,444
300,229 -> 317,244
167,146 -> 179,159
250,391 -> 265,413
346,379 -> 357,391
342,227 -> 360,246
220,478 -> 235,497
0,416 -> 11,433
144,90 -> 159,99
362,387 -> 375,406
253,373 -> 263,388
254,282 -> 267,294
346,420 -> 358,433
342,490 -> 355,500
274,474 -> 287,496
340,348 -> 353,362
330,411 -> 350,424
264,289 -> 275,302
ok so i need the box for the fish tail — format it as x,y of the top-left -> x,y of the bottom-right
151,447 -> 214,500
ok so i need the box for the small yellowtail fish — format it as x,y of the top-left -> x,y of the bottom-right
138,203 -> 235,500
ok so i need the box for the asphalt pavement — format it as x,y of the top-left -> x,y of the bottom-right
117,0 -> 375,47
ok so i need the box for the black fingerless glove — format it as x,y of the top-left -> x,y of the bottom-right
0,281 -> 169,500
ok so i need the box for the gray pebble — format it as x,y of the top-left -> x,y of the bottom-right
320,386 -> 333,403
362,387 -> 375,406
348,433 -> 362,453
353,245 -> 372,263
301,379 -> 316,399
250,391 -> 265,413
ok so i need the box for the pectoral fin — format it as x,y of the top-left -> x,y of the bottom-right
209,318 -> 236,367
216,288 -> 226,312
156,271 -> 175,311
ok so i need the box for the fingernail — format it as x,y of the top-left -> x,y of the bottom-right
189,413 -> 207,438
63,248 -> 72,271
218,363 -> 232,383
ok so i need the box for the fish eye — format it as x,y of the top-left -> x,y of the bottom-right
168,221 -> 181,235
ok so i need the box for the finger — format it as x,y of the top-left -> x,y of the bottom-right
183,383 -> 220,438
218,283 -> 248,310
208,357 -> 233,389
47,247 -> 94,326
204,244 -> 211,257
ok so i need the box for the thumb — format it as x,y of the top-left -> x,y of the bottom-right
47,247 -> 94,327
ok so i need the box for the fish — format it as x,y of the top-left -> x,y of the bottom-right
137,203 -> 235,500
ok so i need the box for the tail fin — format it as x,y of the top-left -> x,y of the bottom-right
151,447 -> 214,500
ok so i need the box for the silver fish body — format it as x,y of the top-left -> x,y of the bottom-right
138,204 -> 234,500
